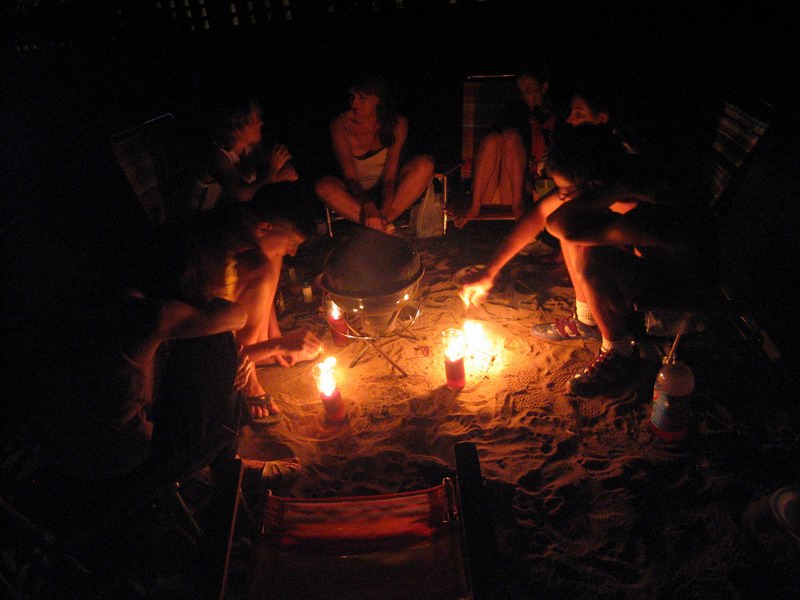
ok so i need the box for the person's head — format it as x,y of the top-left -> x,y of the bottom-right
515,62 -> 551,111
567,91 -> 611,127
247,183 -> 317,258
347,71 -> 398,147
545,124 -> 628,199
136,225 -> 230,305
213,96 -> 263,150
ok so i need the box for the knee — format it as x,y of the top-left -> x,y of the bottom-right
478,131 -> 502,153
409,154 -> 435,179
315,176 -> 339,201
500,128 -> 523,148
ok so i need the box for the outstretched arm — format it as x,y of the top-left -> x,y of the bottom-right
242,327 -> 323,367
160,297 -> 248,340
459,194 -> 561,306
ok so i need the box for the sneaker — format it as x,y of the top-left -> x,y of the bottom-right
531,316 -> 601,342
567,348 -> 640,397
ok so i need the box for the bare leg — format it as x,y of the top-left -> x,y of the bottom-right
570,245 -> 643,341
382,154 -> 435,222
315,175 -> 364,224
560,240 -> 588,305
458,132 -> 502,225
499,128 -> 528,219
233,255 -> 282,401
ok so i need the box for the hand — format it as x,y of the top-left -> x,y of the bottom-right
453,205 -> 480,229
274,328 -> 324,366
234,345 -> 256,391
268,144 -> 292,173
458,267 -> 494,307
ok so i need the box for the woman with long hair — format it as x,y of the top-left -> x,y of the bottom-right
315,72 -> 434,233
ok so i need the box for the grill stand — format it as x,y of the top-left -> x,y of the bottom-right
323,292 -> 422,377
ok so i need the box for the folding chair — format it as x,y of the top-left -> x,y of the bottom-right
246,478 -> 472,600
323,162 -> 461,238
635,100 -> 774,351
111,113 -> 189,227
456,74 -> 520,222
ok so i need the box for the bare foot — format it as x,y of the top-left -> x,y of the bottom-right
247,394 -> 281,421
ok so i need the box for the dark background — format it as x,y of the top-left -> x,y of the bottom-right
2,1 -> 799,402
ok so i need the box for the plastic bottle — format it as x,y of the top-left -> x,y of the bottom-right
650,354 -> 694,442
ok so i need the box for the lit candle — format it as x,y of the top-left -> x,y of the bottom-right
311,357 -> 347,422
302,280 -> 314,304
326,299 -> 350,347
442,328 -> 466,390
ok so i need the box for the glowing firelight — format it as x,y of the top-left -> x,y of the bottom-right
313,356 -> 338,397
443,328 -> 466,361
463,320 -> 495,359
329,301 -> 342,320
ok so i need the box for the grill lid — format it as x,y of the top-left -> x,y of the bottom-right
321,229 -> 423,298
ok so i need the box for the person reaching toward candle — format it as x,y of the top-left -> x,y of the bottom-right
315,71 -> 434,233
459,83 -> 642,341
461,125 -> 718,397
201,184 -> 324,422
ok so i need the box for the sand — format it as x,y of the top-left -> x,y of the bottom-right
236,222 -> 800,599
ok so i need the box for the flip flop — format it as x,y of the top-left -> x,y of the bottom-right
770,486 -> 800,541
246,394 -> 283,425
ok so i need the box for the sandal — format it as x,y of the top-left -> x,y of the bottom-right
246,394 -> 283,425
531,316 -> 600,342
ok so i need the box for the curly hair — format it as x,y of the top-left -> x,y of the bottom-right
348,72 -> 399,148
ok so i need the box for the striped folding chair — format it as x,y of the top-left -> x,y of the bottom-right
246,478 -> 473,599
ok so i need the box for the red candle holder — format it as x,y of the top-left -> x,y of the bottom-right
320,388 -> 346,423
326,299 -> 350,347
312,357 -> 347,423
442,328 -> 467,390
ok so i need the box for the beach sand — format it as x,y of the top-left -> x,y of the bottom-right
233,222 -> 800,599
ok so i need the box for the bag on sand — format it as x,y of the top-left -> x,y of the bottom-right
411,182 -> 444,238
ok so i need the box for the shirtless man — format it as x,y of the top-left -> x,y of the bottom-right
461,125 -> 718,397
208,188 -> 323,421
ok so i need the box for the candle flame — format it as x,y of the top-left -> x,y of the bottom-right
315,356 -> 338,397
329,301 -> 342,320
443,329 -> 465,361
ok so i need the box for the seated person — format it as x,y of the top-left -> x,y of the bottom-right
202,185 -> 323,421
461,125 -> 718,397
315,72 -> 434,233
566,80 -> 642,154
192,95 -> 299,210
10,225 -> 298,530
454,61 -> 564,227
